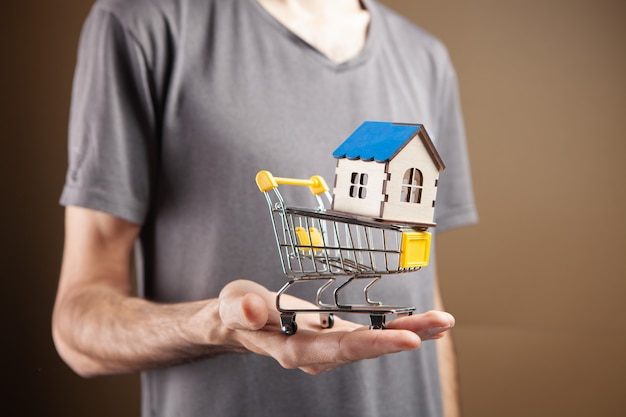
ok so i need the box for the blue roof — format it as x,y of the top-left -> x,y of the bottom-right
332,121 -> 421,162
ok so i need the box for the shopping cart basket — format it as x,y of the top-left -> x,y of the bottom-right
256,170 -> 433,335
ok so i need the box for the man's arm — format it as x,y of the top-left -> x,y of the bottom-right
52,206 -> 230,376
53,206 -> 457,377
435,276 -> 462,417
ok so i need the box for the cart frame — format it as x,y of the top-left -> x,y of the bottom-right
256,170 -> 432,335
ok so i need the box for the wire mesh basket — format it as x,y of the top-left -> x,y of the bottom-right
256,170 -> 432,335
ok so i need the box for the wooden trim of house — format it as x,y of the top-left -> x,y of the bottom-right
380,160 -> 390,217
390,123 -> 445,172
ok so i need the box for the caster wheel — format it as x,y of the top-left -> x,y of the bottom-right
320,313 -> 334,329
280,314 -> 298,335
369,314 -> 386,330
281,322 -> 297,335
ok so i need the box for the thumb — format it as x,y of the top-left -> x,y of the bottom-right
219,291 -> 269,330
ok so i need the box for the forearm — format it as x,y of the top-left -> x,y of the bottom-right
52,284 -> 238,377
437,329 -> 461,417
434,278 -> 462,417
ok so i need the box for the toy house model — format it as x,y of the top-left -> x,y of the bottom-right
331,121 -> 445,226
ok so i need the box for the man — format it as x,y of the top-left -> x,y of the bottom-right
53,0 -> 477,416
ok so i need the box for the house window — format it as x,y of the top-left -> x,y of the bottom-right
401,168 -> 423,204
350,172 -> 368,199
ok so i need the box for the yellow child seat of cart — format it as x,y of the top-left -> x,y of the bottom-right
399,231 -> 432,269
295,227 -> 323,254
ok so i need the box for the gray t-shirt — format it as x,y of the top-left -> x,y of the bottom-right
61,0 -> 478,416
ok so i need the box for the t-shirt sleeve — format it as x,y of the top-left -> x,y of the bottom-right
432,48 -> 479,233
60,5 -> 158,225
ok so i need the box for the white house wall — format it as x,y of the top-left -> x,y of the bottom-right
382,139 -> 439,225
332,159 -> 387,218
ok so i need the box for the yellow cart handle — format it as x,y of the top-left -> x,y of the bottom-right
256,170 -> 329,196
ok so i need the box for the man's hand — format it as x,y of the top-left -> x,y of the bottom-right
217,279 -> 455,375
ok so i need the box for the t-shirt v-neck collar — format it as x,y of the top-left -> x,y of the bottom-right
247,0 -> 378,71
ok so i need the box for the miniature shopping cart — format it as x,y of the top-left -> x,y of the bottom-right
256,170 -> 433,335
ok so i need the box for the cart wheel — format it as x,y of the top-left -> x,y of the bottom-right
280,314 -> 298,336
369,314 -> 386,330
319,313 -> 334,329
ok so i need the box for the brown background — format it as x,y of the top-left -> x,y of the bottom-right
3,0 -> 625,415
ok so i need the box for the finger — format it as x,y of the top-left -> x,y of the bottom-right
277,327 -> 422,372
300,329 -> 421,374
219,288 -> 269,330
386,310 -> 455,340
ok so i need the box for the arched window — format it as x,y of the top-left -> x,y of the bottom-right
349,172 -> 368,199
401,168 -> 423,204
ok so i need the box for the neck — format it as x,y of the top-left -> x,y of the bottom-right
257,0 -> 370,63
279,0 -> 365,16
